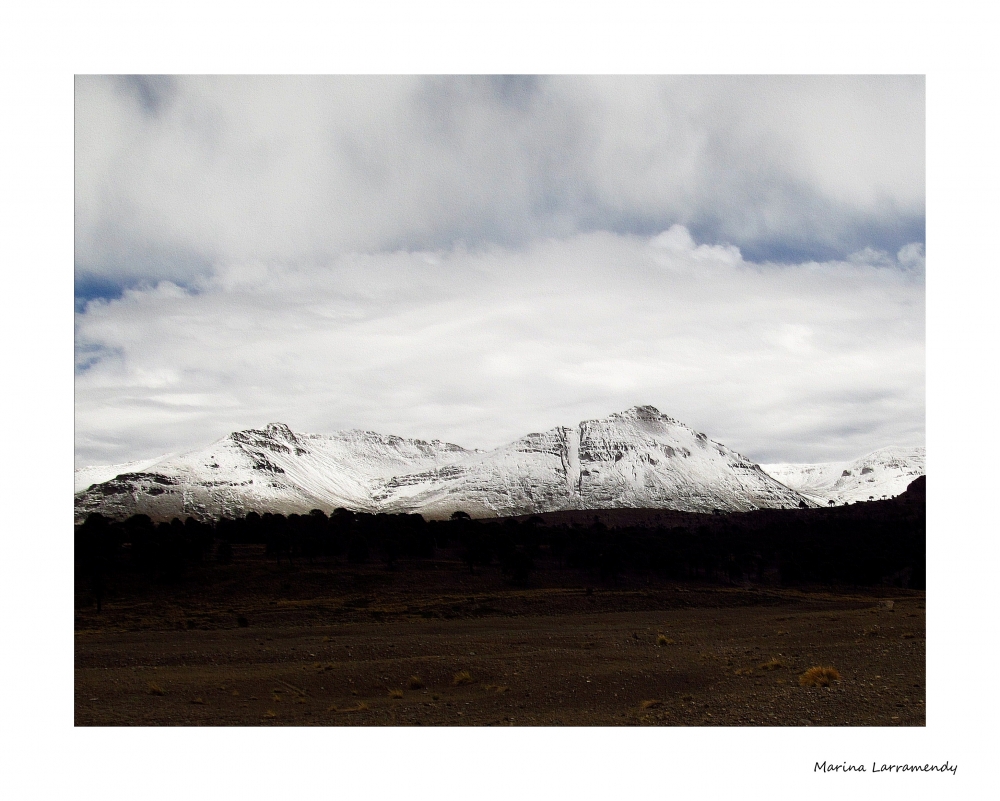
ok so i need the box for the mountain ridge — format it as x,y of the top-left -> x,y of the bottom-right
74,406 -> 923,522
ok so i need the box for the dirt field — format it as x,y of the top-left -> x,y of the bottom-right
75,552 -> 925,726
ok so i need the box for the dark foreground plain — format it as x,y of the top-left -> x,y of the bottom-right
75,552 -> 924,726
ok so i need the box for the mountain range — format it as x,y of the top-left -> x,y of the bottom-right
760,447 -> 926,506
74,406 -> 925,522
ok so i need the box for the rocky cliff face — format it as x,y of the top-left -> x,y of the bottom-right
75,406 -> 813,521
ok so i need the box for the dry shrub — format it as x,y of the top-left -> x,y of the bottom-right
759,658 -> 785,671
799,666 -> 841,688
640,699 -> 662,710
408,676 -> 424,690
452,670 -> 473,686
656,634 -> 674,646
389,688 -> 404,699
147,682 -> 165,696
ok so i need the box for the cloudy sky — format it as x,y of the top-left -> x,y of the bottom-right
74,75 -> 924,468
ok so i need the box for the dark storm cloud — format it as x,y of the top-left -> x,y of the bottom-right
75,75 -> 924,295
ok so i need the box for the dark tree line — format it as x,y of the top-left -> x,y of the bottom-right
75,477 -> 925,608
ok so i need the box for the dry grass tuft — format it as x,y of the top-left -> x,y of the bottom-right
640,699 -> 662,709
263,710 -> 277,719
452,670 -> 473,686
330,702 -> 368,713
759,658 -> 785,671
407,675 -> 424,690
389,688 -> 404,699
799,666 -> 841,688
147,682 -> 165,696
735,667 -> 754,676
190,697 -> 205,705
657,634 -> 674,646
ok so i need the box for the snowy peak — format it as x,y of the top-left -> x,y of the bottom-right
602,404 -> 684,428
567,407 -> 798,514
230,422 -> 306,456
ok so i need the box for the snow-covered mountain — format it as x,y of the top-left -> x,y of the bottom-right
74,406 -> 815,522
373,406 -> 809,518
760,446 -> 926,506
74,423 -> 472,522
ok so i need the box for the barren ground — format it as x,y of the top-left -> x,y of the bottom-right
75,550 -> 925,726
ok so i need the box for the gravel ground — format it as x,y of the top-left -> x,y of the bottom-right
76,578 -> 924,726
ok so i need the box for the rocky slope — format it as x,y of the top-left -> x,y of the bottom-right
75,406 -> 815,522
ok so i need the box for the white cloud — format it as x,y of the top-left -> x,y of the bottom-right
73,77 -> 925,467
74,228 -> 925,467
